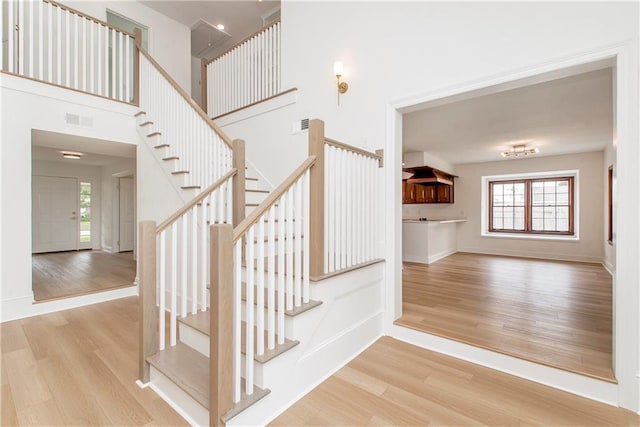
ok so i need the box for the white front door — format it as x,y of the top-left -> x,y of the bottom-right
32,176 -> 78,253
118,177 -> 135,252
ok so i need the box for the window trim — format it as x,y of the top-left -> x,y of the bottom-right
488,176 -> 575,236
480,170 -> 579,241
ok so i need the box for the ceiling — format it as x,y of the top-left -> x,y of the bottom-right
403,68 -> 613,165
32,130 -> 136,166
141,0 -> 281,59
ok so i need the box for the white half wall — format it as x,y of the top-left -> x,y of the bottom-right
0,74 -> 139,322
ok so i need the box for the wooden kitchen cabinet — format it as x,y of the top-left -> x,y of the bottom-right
403,181 -> 454,204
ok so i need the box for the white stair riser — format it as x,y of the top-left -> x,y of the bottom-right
245,179 -> 260,191
245,191 -> 269,205
177,321 -> 269,388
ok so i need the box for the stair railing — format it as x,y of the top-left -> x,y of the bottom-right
138,46 -> 236,191
139,168 -> 239,383
307,119 -> 384,279
202,20 -> 281,118
1,0 -> 139,104
210,156 -> 315,424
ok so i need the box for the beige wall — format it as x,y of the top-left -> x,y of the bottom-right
404,151 -> 605,263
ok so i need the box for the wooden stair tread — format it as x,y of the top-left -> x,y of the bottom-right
246,189 -> 269,194
134,111 -> 146,117
246,177 -> 258,181
241,286 -> 322,317
181,185 -> 201,190
154,143 -> 170,149
163,156 -> 179,161
147,131 -> 161,137
171,170 -> 189,175
178,312 -> 299,363
147,343 -> 270,422
139,121 -> 154,126
147,342 -> 209,408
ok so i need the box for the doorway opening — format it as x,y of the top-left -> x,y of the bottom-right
394,60 -> 617,382
31,130 -> 137,302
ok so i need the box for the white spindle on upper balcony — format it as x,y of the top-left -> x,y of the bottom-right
203,21 -> 281,118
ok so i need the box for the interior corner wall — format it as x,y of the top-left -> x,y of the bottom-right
0,75 -> 139,322
61,0 -> 192,95
101,158 -> 136,253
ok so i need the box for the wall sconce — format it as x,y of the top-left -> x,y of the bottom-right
334,61 -> 349,105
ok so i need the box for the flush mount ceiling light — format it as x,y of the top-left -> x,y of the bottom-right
501,144 -> 539,158
215,24 -> 225,30
61,151 -> 83,159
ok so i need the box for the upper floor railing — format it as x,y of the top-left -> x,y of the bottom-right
202,20 -> 281,118
1,0 -> 138,104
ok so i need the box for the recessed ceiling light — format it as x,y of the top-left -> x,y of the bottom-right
216,24 -> 225,30
61,151 -> 83,159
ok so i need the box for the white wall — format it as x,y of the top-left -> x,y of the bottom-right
32,160 -> 103,250
0,74 -> 139,321
404,152 -> 605,263
62,0 -> 191,94
281,0 -> 639,413
100,158 -> 136,252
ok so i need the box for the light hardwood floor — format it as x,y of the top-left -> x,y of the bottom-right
272,336 -> 638,426
1,297 -> 188,426
32,250 -> 136,302
396,252 -> 614,382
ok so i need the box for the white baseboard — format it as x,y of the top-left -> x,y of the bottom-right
101,245 -> 114,253
427,248 -> 457,264
602,259 -> 615,276
459,247 -> 603,264
390,324 -> 618,407
1,286 -> 137,323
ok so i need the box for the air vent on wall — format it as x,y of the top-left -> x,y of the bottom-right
191,19 -> 231,59
65,113 -> 94,128
292,118 -> 311,134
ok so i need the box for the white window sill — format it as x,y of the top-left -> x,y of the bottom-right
481,232 -> 579,242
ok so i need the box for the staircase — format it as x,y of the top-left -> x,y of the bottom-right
2,2 -> 384,424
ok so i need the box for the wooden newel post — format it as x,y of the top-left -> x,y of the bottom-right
201,58 -> 209,114
210,224 -> 234,426
133,28 -> 142,107
308,119 -> 325,278
232,139 -> 246,226
138,220 -> 158,383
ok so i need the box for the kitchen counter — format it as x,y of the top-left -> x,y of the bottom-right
402,218 -> 465,264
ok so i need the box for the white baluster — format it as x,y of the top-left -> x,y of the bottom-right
285,188 -> 294,311
191,206 -> 198,314
303,170 -> 310,303
111,28 -> 116,98
57,5 -> 62,84
327,145 -> 335,273
38,0 -> 43,80
81,17 -> 86,91
170,222 -> 177,346
294,179 -> 302,307
125,35 -> 131,102
246,228 -> 255,396
233,241 -> 242,403
200,200 -> 208,309
267,206 -> 276,349
256,217 -> 265,356
181,215 -> 188,317
159,232 -> 166,350
89,19 -> 94,93
47,1 -> 52,82
118,31 -> 124,101
277,197 -> 285,345
28,0 -> 33,78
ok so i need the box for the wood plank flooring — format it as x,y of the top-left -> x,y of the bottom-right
271,336 -> 638,426
396,252 -> 614,382
0,297 -> 188,426
32,250 -> 136,302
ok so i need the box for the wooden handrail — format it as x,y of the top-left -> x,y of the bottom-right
44,0 -> 135,38
204,19 -> 281,66
139,48 -> 234,148
233,156 -> 316,242
324,138 -> 383,162
156,168 -> 238,233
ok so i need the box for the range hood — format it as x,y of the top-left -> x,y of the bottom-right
403,165 -> 454,186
